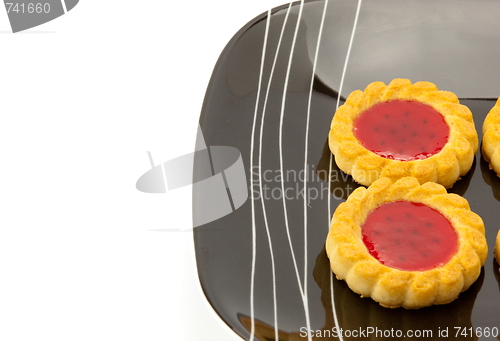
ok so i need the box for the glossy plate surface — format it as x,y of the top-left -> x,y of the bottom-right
194,1 -> 500,339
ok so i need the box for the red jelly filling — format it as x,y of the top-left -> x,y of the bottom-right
353,100 -> 449,161
362,201 -> 458,271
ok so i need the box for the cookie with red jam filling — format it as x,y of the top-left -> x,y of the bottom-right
326,177 -> 487,309
329,79 -> 478,188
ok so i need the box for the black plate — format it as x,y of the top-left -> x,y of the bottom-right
194,1 -> 500,340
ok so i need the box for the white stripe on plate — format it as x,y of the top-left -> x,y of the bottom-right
248,8 -> 271,341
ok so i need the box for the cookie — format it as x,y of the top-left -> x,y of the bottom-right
329,79 -> 478,188
482,98 -> 500,176
325,177 -> 487,309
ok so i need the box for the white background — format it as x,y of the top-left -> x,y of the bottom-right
0,1 -> 286,340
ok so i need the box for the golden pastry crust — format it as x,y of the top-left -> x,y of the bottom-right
325,177 -> 487,309
482,98 -> 500,176
329,79 -> 478,188
495,230 -> 500,268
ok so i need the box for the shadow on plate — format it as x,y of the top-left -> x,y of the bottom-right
446,157 -> 476,196
238,247 -> 484,340
480,154 -> 500,202
494,261 -> 500,341
314,248 -> 483,341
